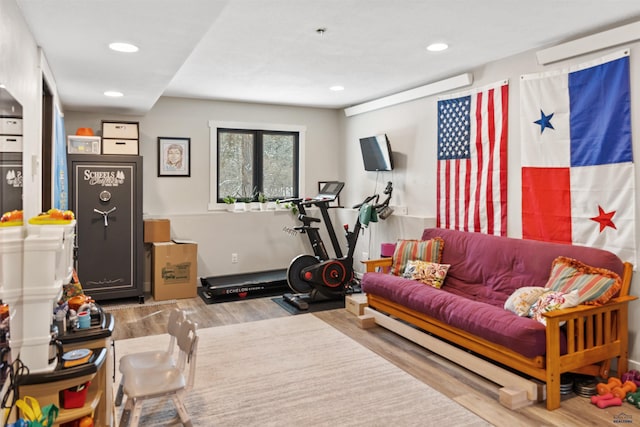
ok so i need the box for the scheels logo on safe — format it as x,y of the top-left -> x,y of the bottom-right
5,169 -> 22,188
83,169 -> 125,186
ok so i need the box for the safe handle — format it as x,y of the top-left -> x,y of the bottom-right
94,207 -> 117,227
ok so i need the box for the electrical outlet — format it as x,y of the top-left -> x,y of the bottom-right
362,252 -> 369,260
231,253 -> 238,263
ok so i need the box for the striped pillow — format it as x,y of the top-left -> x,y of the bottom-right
544,256 -> 621,306
390,238 -> 444,276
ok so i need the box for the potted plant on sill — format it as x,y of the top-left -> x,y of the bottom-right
275,199 -> 298,215
257,192 -> 268,211
224,195 -> 248,212
223,195 -> 237,212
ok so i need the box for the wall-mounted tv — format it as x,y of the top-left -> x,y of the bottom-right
359,134 -> 394,171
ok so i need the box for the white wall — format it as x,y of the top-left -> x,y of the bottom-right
0,0 -> 44,218
64,97 -> 342,282
338,43 -> 640,370
0,0 -> 62,367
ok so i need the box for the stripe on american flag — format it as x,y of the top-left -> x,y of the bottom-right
436,81 -> 508,236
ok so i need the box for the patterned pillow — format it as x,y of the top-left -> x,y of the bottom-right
504,287 -> 549,317
544,256 -> 621,306
529,290 -> 580,325
403,260 -> 450,289
390,238 -> 444,276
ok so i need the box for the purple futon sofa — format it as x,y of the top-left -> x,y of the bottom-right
361,227 -> 635,410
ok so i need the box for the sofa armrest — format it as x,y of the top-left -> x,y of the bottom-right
542,294 -> 637,371
541,295 -> 637,321
361,258 -> 393,273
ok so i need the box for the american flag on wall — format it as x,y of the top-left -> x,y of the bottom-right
436,80 -> 509,236
520,50 -> 635,263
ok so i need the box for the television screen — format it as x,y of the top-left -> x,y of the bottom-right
359,134 -> 394,171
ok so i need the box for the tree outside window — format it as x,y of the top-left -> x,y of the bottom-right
217,128 -> 299,202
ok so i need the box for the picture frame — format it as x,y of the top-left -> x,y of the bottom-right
158,137 -> 190,177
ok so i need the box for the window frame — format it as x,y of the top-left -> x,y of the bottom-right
208,120 -> 306,210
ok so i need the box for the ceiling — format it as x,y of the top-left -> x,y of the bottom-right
16,0 -> 640,115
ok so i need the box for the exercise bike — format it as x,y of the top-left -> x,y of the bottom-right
282,181 -> 393,310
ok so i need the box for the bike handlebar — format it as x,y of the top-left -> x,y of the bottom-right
352,194 -> 378,210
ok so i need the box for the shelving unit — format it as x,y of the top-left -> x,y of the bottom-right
18,347 -> 108,426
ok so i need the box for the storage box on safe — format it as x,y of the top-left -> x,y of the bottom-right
144,219 -> 171,243
152,242 -> 197,301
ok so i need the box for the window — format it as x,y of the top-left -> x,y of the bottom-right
209,121 -> 306,208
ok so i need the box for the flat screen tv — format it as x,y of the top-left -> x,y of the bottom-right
359,134 -> 394,171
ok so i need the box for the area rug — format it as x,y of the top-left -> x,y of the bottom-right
115,315 -> 490,426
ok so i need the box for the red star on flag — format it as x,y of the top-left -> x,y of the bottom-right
590,205 -> 617,232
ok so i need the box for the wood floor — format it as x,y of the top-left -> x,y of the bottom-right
103,294 -> 635,427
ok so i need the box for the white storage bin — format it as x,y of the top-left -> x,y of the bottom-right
0,117 -> 23,135
102,121 -> 139,139
27,220 -> 76,285
19,334 -> 57,373
23,232 -> 63,289
67,135 -> 101,154
102,138 -> 139,155
0,135 -> 22,152
0,226 -> 24,302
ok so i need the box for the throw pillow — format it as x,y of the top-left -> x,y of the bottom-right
544,256 -> 621,306
390,237 -> 444,276
403,260 -> 451,289
504,287 -> 549,317
529,289 -> 580,325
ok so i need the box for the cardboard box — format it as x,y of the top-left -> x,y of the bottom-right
152,242 -> 197,301
144,219 -> 171,243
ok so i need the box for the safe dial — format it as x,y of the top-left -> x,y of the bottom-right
99,190 -> 111,202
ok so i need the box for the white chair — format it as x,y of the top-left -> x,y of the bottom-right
119,319 -> 199,427
115,308 -> 186,406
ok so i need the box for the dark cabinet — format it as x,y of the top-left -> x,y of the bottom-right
68,155 -> 143,301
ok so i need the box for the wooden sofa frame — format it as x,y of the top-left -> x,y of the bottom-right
362,258 -> 636,410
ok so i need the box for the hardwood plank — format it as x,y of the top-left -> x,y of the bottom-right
105,295 -> 631,425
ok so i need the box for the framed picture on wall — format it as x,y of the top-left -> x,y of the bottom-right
158,137 -> 190,177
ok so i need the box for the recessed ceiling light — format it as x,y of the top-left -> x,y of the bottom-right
330,85 -> 344,91
109,42 -> 139,53
104,91 -> 124,97
427,42 -> 449,52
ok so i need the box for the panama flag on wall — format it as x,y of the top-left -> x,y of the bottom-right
520,50 -> 635,263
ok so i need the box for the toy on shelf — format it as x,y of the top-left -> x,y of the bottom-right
0,209 -> 23,226
28,208 -> 75,225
